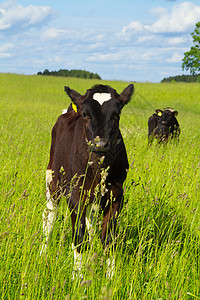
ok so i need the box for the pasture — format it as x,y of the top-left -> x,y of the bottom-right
0,73 -> 200,299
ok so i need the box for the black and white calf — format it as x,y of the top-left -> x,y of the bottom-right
148,108 -> 180,143
41,84 -> 134,278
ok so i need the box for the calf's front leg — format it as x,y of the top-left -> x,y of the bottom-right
41,169 -> 58,254
101,187 -> 123,278
71,209 -> 86,279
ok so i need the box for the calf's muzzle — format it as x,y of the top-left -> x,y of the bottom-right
92,137 -> 110,153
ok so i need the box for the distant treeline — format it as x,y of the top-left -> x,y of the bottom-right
161,74 -> 200,83
37,69 -> 101,80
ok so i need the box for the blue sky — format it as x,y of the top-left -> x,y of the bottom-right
0,0 -> 200,82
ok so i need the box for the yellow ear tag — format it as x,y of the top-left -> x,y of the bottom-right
157,112 -> 162,117
72,103 -> 77,113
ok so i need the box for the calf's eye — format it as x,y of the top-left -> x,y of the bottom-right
111,115 -> 119,122
82,112 -> 91,120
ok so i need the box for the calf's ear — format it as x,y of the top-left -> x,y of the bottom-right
156,109 -> 163,116
173,110 -> 178,116
119,84 -> 134,107
64,86 -> 83,108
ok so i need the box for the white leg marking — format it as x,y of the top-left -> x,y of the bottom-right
40,169 -> 58,254
72,243 -> 83,280
106,256 -> 115,278
46,169 -> 53,201
85,203 -> 100,241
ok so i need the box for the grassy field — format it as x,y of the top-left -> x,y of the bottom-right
0,73 -> 200,299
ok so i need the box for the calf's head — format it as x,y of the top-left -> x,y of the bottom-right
156,108 -> 178,127
65,84 -> 134,153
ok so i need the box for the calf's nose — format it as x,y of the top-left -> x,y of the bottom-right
95,138 -> 109,148
93,136 -> 110,151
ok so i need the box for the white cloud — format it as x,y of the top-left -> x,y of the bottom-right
42,27 -> 107,47
142,50 -> 156,61
136,34 -> 157,44
0,50 -> 12,58
0,42 -> 13,57
122,21 -> 144,35
86,48 -> 164,66
43,28 -> 74,40
0,42 -> 13,51
150,7 -> 168,17
0,1 -> 55,31
166,52 -> 183,63
119,1 -> 200,49
168,36 -> 187,45
88,42 -> 105,50
146,2 -> 200,33
87,52 -> 124,62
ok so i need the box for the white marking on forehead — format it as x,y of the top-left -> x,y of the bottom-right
164,107 -> 174,112
93,93 -> 111,105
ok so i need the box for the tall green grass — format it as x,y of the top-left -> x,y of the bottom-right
0,73 -> 200,299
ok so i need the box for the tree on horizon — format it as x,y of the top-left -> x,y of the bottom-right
182,22 -> 200,75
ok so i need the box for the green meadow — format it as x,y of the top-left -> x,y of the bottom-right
0,73 -> 200,299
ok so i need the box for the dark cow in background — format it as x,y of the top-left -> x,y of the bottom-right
41,84 -> 134,278
148,108 -> 180,143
